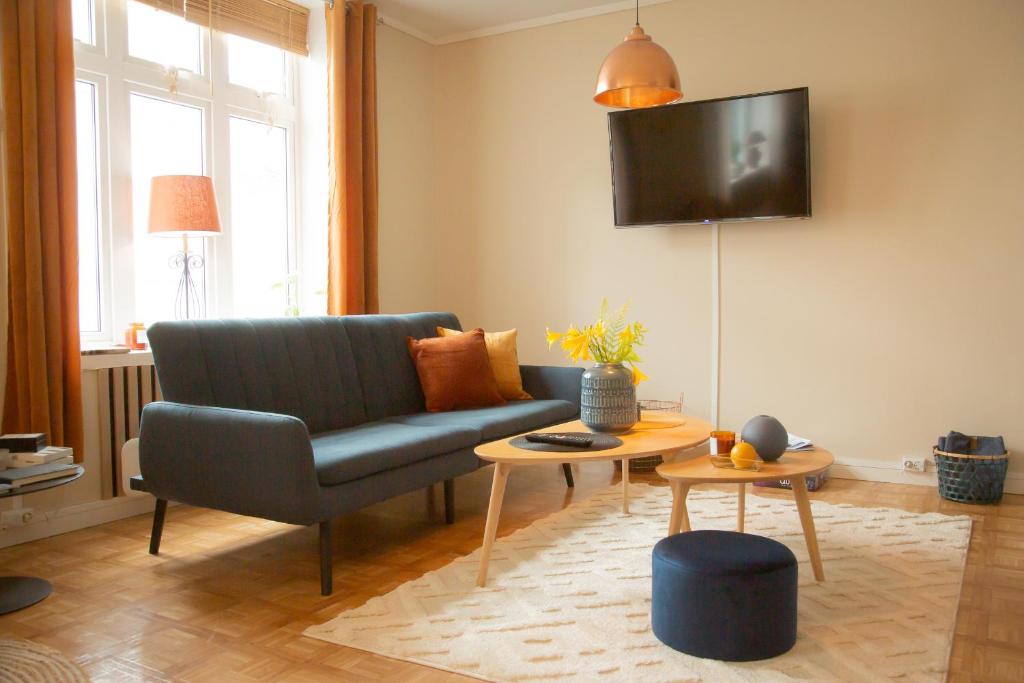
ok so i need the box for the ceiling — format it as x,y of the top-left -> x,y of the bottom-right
371,0 -> 674,45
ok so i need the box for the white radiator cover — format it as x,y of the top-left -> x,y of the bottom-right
81,352 -> 161,499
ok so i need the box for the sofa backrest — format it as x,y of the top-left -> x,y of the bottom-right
339,312 -> 461,420
147,313 -> 461,433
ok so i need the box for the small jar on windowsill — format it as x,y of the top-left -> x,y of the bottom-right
124,322 -> 148,351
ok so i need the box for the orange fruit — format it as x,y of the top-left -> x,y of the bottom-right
730,442 -> 760,469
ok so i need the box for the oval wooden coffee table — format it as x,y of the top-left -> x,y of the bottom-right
656,447 -> 834,581
474,412 -> 711,586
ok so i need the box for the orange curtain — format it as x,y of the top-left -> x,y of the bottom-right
326,0 -> 379,315
2,0 -> 84,460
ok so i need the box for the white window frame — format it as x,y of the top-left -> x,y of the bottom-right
74,0 -> 301,342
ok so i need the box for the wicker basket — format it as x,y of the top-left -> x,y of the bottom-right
614,399 -> 682,473
933,439 -> 1009,505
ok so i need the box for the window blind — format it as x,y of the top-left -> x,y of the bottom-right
135,0 -> 310,56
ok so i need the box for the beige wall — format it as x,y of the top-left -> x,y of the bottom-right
376,25 -> 448,313
405,0 -> 1024,479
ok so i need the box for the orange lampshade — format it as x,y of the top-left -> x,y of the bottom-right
147,175 -> 222,237
594,25 -> 682,108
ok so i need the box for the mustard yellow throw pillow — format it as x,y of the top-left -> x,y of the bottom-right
437,327 -> 532,401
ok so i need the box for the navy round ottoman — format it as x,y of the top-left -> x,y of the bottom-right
652,530 -> 798,661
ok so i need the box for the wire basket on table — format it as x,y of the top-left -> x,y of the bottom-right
615,398 -> 683,473
933,439 -> 1009,504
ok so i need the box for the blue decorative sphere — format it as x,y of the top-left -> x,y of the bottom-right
741,415 -> 788,462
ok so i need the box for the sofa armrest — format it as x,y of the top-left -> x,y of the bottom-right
520,365 -> 584,407
139,402 -> 321,525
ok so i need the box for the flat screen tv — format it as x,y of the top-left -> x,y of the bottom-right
608,87 -> 811,227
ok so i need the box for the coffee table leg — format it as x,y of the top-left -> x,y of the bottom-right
791,476 -> 825,581
737,483 -> 746,532
477,463 -> 511,587
622,460 -> 630,515
667,482 -> 692,535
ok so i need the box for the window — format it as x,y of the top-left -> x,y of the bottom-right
130,94 -> 207,323
227,34 -> 286,95
72,0 -> 95,45
126,0 -> 202,74
75,80 -> 102,332
73,0 -> 300,341
229,117 -> 292,316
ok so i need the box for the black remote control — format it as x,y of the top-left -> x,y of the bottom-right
524,432 -> 594,448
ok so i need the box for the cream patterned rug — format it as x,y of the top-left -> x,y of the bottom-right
305,484 -> 971,682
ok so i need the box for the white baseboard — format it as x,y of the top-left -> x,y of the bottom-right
0,494 -> 163,549
831,457 -> 1023,495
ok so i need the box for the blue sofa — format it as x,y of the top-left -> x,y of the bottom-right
137,313 -> 583,594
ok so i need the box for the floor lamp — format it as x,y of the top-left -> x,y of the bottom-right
147,175 -> 222,320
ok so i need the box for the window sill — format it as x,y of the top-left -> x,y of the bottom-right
81,349 -> 155,371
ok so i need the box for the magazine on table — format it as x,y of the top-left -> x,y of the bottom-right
786,434 -> 814,451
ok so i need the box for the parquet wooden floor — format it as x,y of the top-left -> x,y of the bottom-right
0,463 -> 1020,682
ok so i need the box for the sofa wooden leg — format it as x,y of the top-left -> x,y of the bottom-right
443,479 -> 455,524
320,520 -> 333,596
562,463 -> 574,488
149,499 -> 167,555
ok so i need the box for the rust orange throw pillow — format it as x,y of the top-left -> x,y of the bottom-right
407,328 -> 506,412
437,327 -> 532,401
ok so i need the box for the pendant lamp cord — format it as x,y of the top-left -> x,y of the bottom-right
635,0 -> 639,26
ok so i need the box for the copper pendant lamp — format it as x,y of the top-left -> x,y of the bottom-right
594,1 -> 681,108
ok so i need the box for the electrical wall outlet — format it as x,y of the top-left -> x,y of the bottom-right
901,457 -> 926,473
1,508 -> 35,528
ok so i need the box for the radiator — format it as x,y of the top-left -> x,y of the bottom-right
89,359 -> 162,499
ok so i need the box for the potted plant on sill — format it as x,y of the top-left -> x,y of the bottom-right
546,300 -> 647,433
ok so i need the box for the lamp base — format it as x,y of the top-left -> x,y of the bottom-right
169,250 -> 205,320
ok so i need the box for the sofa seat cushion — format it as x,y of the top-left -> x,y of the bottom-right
312,422 -> 481,486
387,400 -> 578,441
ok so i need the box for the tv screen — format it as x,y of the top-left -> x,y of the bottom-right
608,87 -> 811,226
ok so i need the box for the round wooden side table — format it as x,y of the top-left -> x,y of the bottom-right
657,449 -> 834,581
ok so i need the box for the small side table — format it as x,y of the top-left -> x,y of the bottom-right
0,466 -> 85,614
656,449 -> 833,581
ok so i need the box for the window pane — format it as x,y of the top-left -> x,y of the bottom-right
76,80 -> 102,332
72,0 -> 94,45
229,117 -> 291,317
130,94 -> 206,323
227,34 -> 286,95
127,0 -> 201,74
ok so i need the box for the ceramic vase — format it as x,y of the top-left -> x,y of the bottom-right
581,363 -> 637,433
740,415 -> 788,461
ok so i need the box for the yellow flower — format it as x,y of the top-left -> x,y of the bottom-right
631,365 -> 648,385
561,328 -> 590,362
545,327 -> 562,349
546,301 -> 644,368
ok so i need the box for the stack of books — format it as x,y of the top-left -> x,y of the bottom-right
8,446 -> 74,468
0,462 -> 79,488
0,433 -> 77,489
